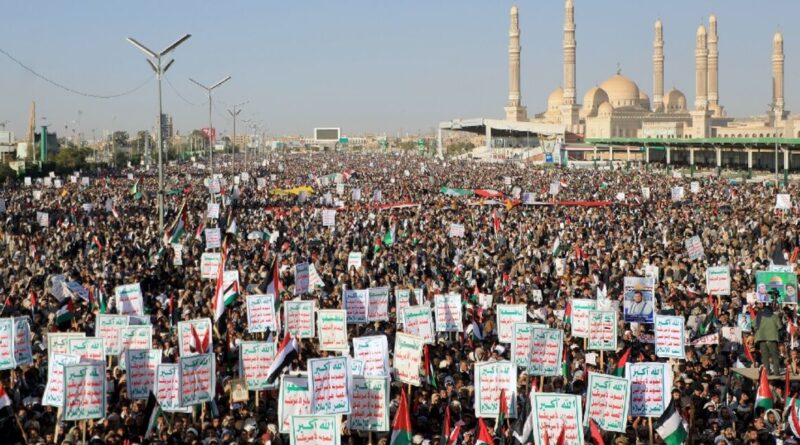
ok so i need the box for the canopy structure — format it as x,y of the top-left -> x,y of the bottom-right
437,118 -> 564,159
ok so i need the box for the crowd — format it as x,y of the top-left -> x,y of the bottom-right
1,150 -> 799,445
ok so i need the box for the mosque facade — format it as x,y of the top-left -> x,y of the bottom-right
504,1 -> 798,140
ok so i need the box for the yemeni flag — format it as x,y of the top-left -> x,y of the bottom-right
163,201 -> 187,245
755,367 -> 774,411
390,389 -> 413,445
476,418 -> 495,445
0,383 -> 11,410
266,331 -> 300,384
55,299 -> 76,325
788,396 -> 800,438
589,419 -> 605,445
496,388 -> 508,434
614,348 -> 631,377
492,210 -> 501,234
654,400 -> 688,445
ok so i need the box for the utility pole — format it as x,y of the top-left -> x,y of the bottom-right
190,76 -> 231,177
227,101 -> 246,167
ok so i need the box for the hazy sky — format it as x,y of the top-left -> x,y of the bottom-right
1,1 -> 798,140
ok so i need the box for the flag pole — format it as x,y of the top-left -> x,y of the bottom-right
648,417 -> 653,444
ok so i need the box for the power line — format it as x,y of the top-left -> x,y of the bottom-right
0,45 -> 153,99
164,74 -> 204,107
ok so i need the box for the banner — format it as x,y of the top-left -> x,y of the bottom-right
0,318 -> 14,370
290,415 -> 340,445
623,277 -> 655,323
114,283 -> 144,316
395,289 -> 418,326
532,394 -> 584,445
205,228 -> 222,250
63,362 -> 106,421
511,323 -> 535,369
67,337 -> 105,362
654,315 -> 685,358
584,373 -> 630,433
47,332 -> 84,366
344,289 -> 369,324
353,336 -> 390,377
496,304 -> 527,343
587,311 -> 617,351
207,202 -> 220,219
529,327 -> 564,377
449,223 -> 465,238
246,294 -> 277,333
434,294 -> 462,332
13,317 -> 33,367
317,310 -> 349,352
706,266 -> 731,296
155,364 -> 191,413
394,332 -> 424,386
200,253 -> 222,279
367,287 -> 390,321
685,235 -> 704,261
295,263 -> 310,295
755,271 -> 798,304
570,299 -> 597,338
322,209 -> 336,227
671,186 -> 684,202
179,353 -> 216,406
627,362 -> 672,417
239,341 -> 277,390
402,306 -> 434,343
279,375 -> 312,434
776,193 -> 792,210
44,353 -> 81,407
308,356 -> 351,414
118,326 -> 153,368
177,318 -> 212,356
691,333 -> 719,346
347,252 -> 362,270
349,376 -> 390,432
285,300 -> 316,338
126,349 -> 161,400
474,361 -> 517,418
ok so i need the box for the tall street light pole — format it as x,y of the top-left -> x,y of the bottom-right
189,76 -> 231,177
127,33 -> 191,233
227,101 -> 247,167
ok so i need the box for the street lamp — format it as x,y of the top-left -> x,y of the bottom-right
227,101 -> 247,167
127,33 -> 191,233
768,102 -> 780,184
189,76 -> 231,177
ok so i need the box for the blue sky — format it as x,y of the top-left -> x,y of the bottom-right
1,1 -> 797,139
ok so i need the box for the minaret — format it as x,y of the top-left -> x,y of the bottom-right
707,15 -> 721,116
694,24 -> 708,111
652,20 -> 664,112
560,0 -> 580,128
773,31 -> 785,118
504,5 -> 527,121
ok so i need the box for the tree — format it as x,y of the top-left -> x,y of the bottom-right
112,131 -> 130,148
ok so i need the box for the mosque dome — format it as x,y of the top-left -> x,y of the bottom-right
598,101 -> 614,116
639,91 -> 651,110
600,74 -> 641,108
547,87 -> 564,110
665,88 -> 687,112
581,86 -> 609,117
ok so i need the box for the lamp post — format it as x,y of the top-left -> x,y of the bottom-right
189,76 -> 231,177
227,101 -> 247,167
767,102 -> 780,184
127,33 -> 191,233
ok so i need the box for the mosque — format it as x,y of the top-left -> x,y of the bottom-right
438,0 -> 799,173
504,0 -> 793,140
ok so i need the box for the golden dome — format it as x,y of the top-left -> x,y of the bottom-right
665,88 -> 687,112
599,74 -> 641,108
639,91 -> 650,109
547,87 -> 564,109
598,101 -> 614,116
583,87 -> 608,106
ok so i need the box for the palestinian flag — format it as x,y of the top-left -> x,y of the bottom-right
564,301 -> 572,326
788,396 -> 800,438
589,419 -> 605,445
698,312 -> 717,336
266,331 -> 299,384
512,388 -> 534,445
496,388 -> 507,434
142,392 -> 162,440
614,348 -> 631,377
654,400 -> 688,445
130,178 -> 142,199
383,226 -> 396,247
226,217 -> 238,236
96,286 -> 107,314
756,367 -> 774,411
476,418 -> 494,445
562,347 -> 569,378
552,237 -> 562,257
163,201 -> 187,245
447,423 -> 462,445
55,299 -> 76,325
390,389 -> 413,445
424,345 -> 437,388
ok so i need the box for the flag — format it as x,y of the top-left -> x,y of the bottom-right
130,178 -> 142,199
589,419 -> 605,445
564,301 -> 572,326
111,204 -> 120,219
744,342 -> 756,364
195,221 -> 205,240
212,240 -> 229,322
496,389 -> 507,434
266,331 -> 300,384
0,383 -> 10,410
575,245 -> 588,260
142,392 -> 161,439
562,347 -> 569,378
788,396 -> 800,438
512,388 -> 534,445
447,423 -> 462,445
552,237 -> 562,257
29,289 -> 36,313
756,367 -> 774,411
55,299 -> 75,325
654,400 -> 688,445
424,345 -> 437,388
263,256 -> 283,333
492,210 -> 501,234
92,235 -> 104,251
226,218 -> 238,236
698,312 -> 717,336
163,202 -> 187,245
96,286 -> 107,314
191,324 -> 210,354
443,405 -> 452,440
614,348 -> 631,377
476,418 -> 494,445
390,389 -> 413,445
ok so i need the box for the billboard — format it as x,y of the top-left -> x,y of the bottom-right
315,128 -> 341,142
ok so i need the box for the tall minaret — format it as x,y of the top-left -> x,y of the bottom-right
652,20 -> 665,112
694,24 -> 708,111
504,5 -> 527,121
560,0 -> 580,128
707,15 -> 721,116
773,31 -> 785,118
